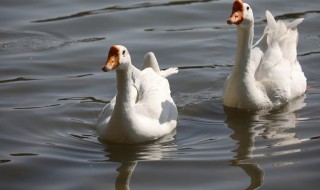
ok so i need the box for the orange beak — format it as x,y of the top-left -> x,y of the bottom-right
227,0 -> 244,25
102,46 -> 120,72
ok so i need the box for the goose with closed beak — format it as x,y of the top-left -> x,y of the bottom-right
97,45 -> 178,144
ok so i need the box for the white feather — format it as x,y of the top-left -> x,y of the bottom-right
223,5 -> 306,110
97,46 -> 178,144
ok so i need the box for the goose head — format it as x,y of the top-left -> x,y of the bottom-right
102,45 -> 131,72
227,0 -> 253,28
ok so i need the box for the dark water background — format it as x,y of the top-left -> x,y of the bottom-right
1,0 -> 320,189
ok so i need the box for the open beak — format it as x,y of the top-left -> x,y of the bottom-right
227,0 -> 244,25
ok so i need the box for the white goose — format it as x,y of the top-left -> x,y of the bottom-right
223,0 -> 307,110
97,45 -> 178,144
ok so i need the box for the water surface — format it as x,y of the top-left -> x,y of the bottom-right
1,0 -> 320,189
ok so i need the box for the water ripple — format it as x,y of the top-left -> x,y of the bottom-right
275,10 -> 320,20
32,0 -> 216,23
176,64 -> 233,70
0,77 -> 37,84
0,160 -> 11,164
10,153 -> 38,156
298,51 -> 320,57
13,104 -> 61,110
58,96 -> 109,104
145,25 -> 231,32
0,30 -> 105,54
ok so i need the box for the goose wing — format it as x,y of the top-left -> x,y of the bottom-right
134,67 -> 177,124
142,52 -> 178,77
254,11 -> 305,104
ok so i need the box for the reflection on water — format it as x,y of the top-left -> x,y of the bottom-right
225,110 -> 264,190
98,131 -> 177,190
98,94 -> 306,190
225,95 -> 306,190
116,162 -> 137,190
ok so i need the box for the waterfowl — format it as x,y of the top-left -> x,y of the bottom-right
97,45 -> 178,144
223,0 -> 306,110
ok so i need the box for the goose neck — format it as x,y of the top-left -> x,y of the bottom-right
115,64 -> 136,106
234,25 -> 254,75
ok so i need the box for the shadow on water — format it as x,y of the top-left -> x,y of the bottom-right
93,131 -> 176,190
224,95 -> 306,190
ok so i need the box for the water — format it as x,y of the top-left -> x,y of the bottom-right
1,0 -> 320,189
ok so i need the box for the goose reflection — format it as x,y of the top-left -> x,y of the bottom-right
224,95 -> 306,190
102,131 -> 177,190
115,162 -> 137,190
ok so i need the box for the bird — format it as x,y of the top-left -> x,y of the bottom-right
223,0 -> 307,110
97,45 -> 178,144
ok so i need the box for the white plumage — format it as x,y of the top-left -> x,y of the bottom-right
223,0 -> 306,110
97,45 -> 178,144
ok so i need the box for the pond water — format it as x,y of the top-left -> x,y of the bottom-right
1,0 -> 320,189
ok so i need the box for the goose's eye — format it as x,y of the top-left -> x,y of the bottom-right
122,50 -> 126,56
247,6 -> 250,10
